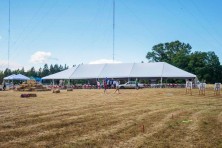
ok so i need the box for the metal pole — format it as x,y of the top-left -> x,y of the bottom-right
112,0 -> 115,62
161,77 -> 163,88
68,79 -> 70,87
8,0 -> 11,68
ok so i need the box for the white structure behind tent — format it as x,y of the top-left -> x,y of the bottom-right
186,81 -> 192,95
198,83 -> 206,95
214,83 -> 221,95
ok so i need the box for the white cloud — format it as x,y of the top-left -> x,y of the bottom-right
0,60 -> 23,70
30,51 -> 51,64
89,59 -> 122,64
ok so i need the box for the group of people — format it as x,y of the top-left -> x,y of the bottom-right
103,79 -> 120,94
97,78 -> 120,94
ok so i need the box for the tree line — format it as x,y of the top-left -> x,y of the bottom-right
146,40 -> 222,83
0,64 -> 69,83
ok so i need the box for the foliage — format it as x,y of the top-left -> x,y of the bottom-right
146,40 -> 222,83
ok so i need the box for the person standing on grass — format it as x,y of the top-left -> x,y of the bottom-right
103,79 -> 107,93
135,78 -> 139,90
107,79 -> 110,89
114,80 -> 120,94
97,80 -> 100,89
2,81 -> 6,91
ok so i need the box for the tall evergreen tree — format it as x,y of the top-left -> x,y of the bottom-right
42,64 -> 50,77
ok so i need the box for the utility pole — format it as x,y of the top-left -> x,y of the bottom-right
8,0 -> 11,69
112,0 -> 115,62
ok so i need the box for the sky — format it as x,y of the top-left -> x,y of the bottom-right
0,0 -> 222,71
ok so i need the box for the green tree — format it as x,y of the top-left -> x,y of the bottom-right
185,51 -> 221,83
4,68 -> 12,77
0,71 -> 4,83
50,64 -> 55,74
27,67 -> 37,77
53,64 -> 59,73
188,51 -> 208,81
146,40 -> 191,70
42,64 -> 50,77
59,65 -> 64,71
20,67 -> 25,75
204,52 -> 222,83
146,41 -> 222,83
64,64 -> 68,70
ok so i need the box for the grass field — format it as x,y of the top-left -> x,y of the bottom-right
0,88 -> 222,147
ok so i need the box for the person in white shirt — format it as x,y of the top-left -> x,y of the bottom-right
114,80 -> 120,94
97,81 -> 100,89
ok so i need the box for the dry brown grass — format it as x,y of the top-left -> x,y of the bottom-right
0,88 -> 222,147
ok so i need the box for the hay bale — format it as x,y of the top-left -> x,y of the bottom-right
36,86 -> 42,89
36,84 -> 42,87
53,89 -> 60,93
27,80 -> 36,84
17,87 -> 21,91
67,88 -> 73,91
30,87 -> 36,91
36,89 -> 44,91
21,94 -> 30,98
29,93 -> 37,97
24,88 -> 31,91
20,93 -> 37,98
19,86 -> 24,89
22,84 -> 28,87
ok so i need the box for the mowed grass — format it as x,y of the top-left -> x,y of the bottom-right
0,88 -> 222,147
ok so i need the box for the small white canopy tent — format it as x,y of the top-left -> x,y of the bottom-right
3,74 -> 16,80
3,74 -> 30,81
3,74 -> 30,89
42,62 -> 196,81
13,74 -> 30,81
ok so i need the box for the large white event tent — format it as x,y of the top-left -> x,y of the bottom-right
42,62 -> 196,81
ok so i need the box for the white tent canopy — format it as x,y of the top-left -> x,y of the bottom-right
42,62 -> 196,80
3,74 -> 30,81
42,66 -> 77,80
71,64 -> 105,79
3,74 -> 16,80
98,63 -> 134,78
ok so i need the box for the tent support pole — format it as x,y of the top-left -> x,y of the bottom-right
68,79 -> 70,87
161,77 -> 163,88
53,79 -> 54,87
